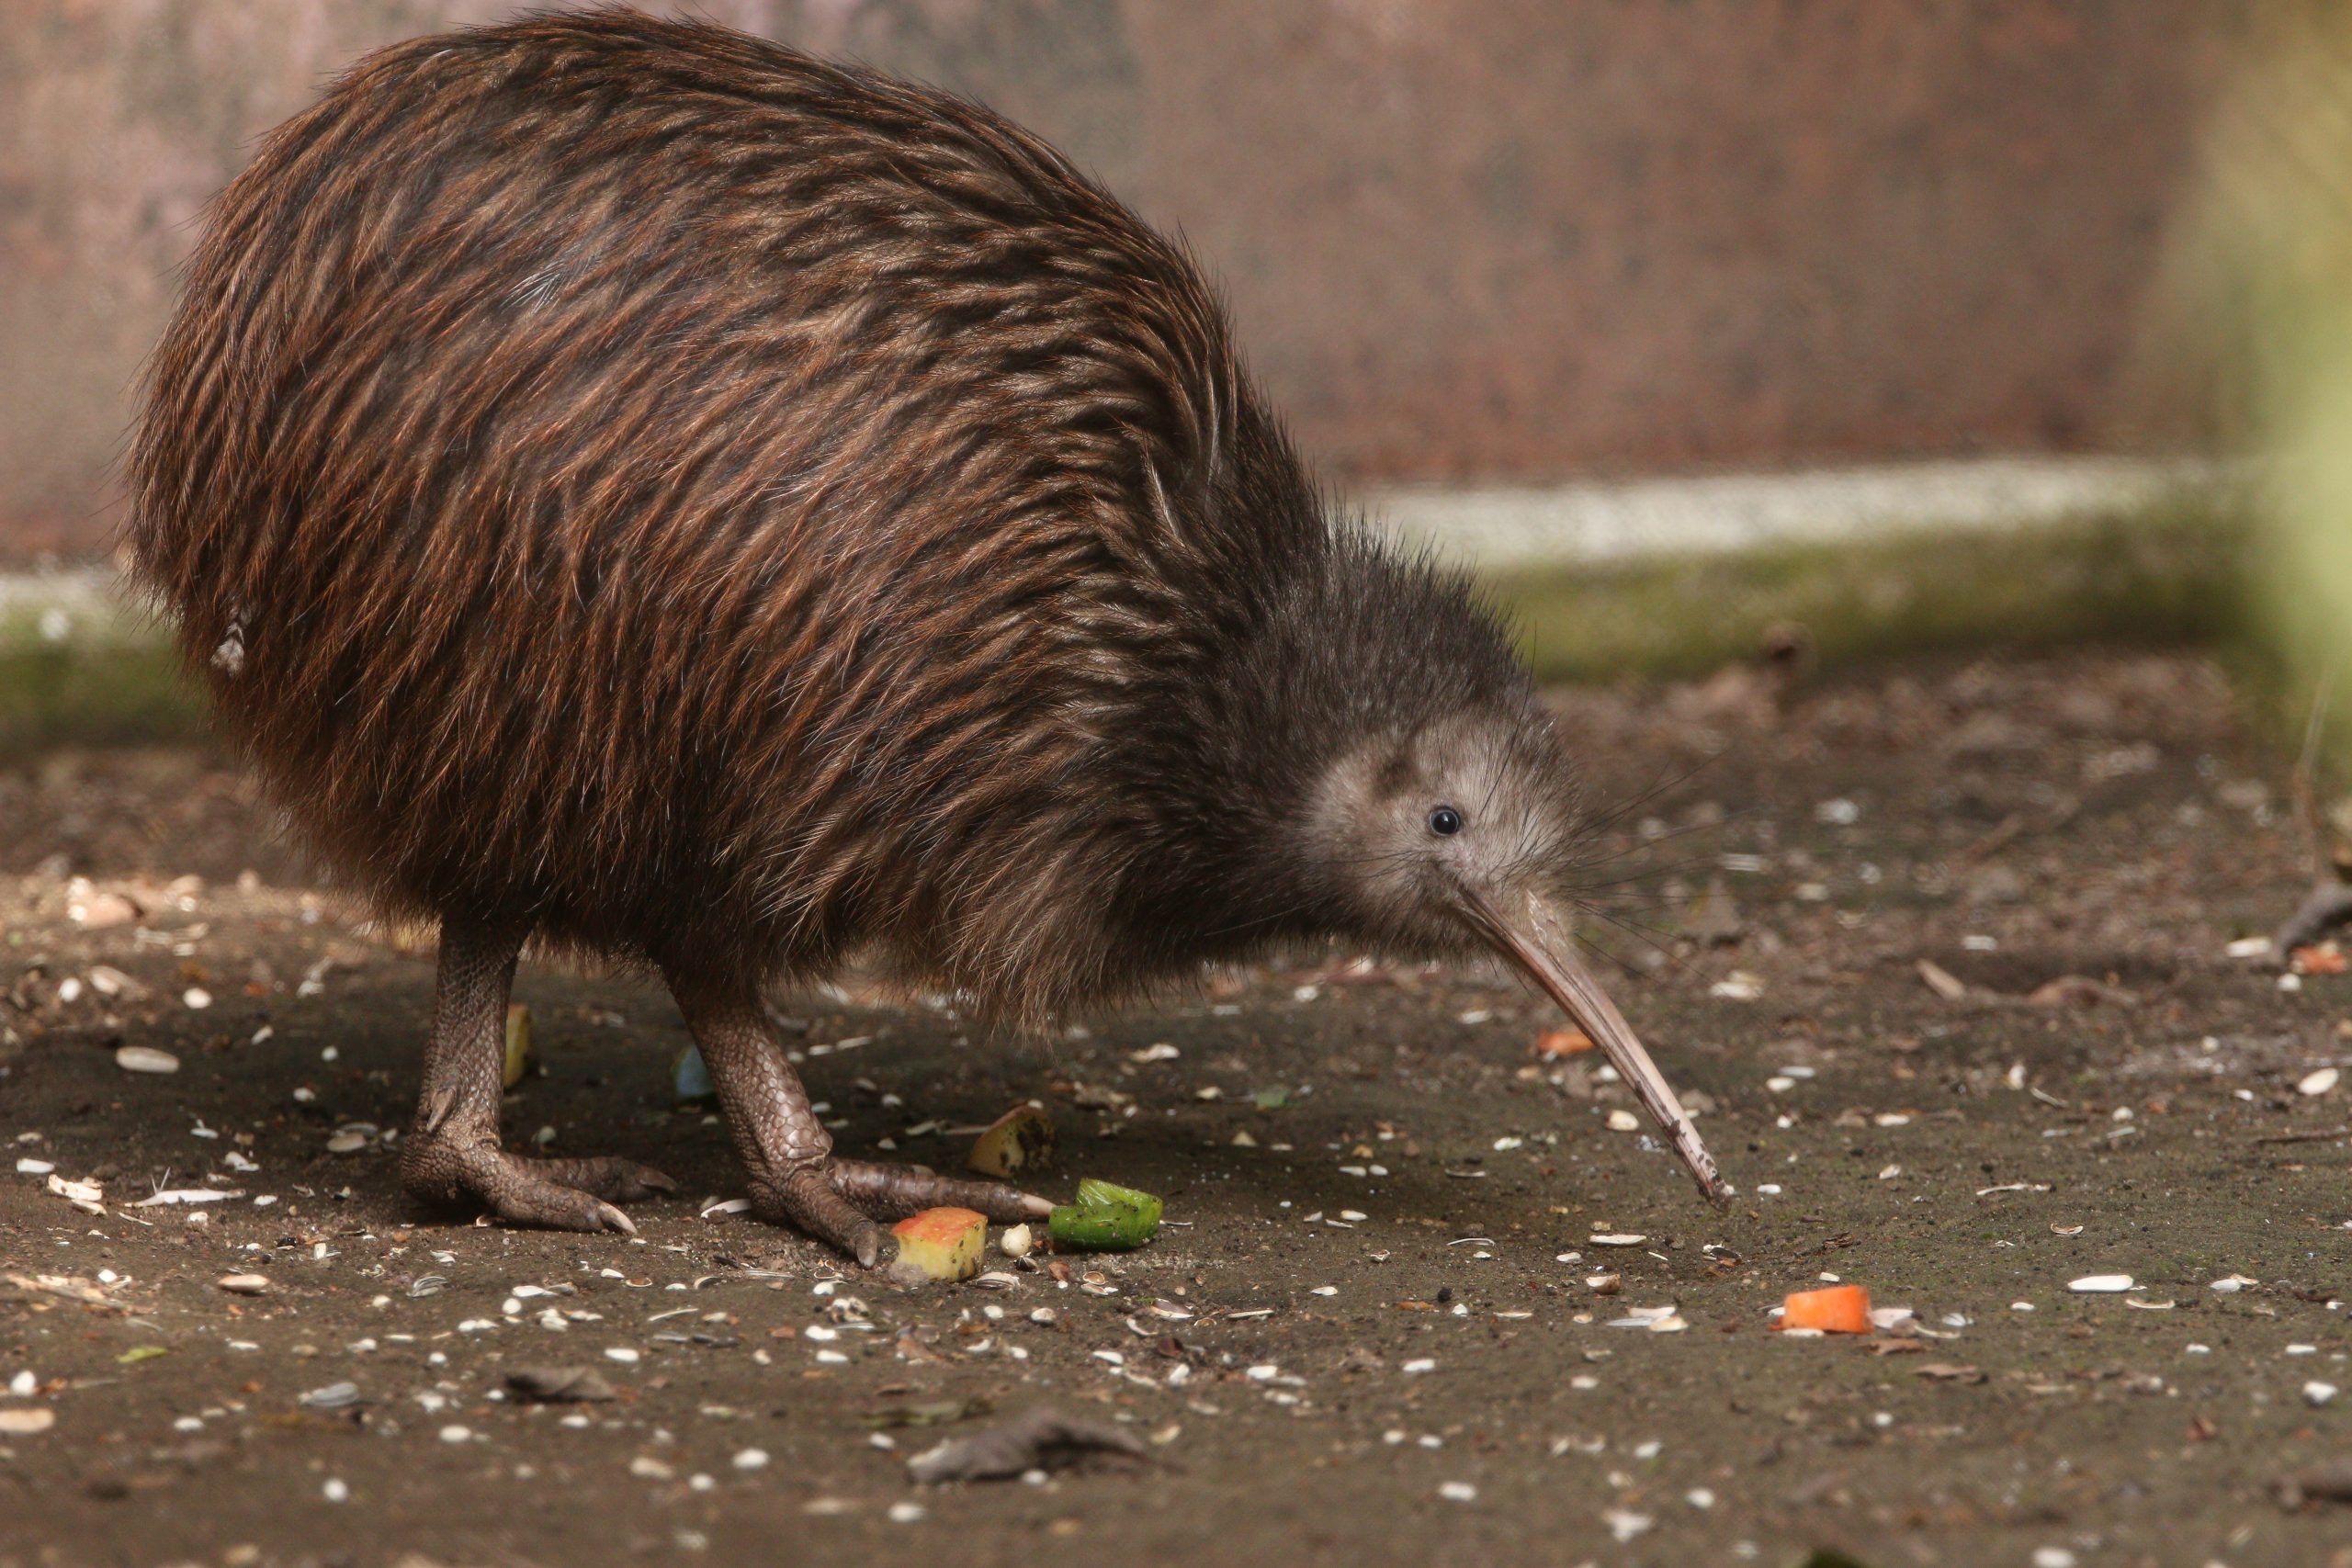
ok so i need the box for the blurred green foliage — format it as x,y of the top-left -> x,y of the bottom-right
2148,0 -> 2352,762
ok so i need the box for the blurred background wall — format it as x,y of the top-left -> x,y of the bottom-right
0,0 -> 2245,563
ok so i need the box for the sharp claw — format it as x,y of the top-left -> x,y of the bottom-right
854,1228 -> 882,1269
1019,1193 -> 1056,1218
599,1201 -> 638,1236
643,1169 -> 679,1195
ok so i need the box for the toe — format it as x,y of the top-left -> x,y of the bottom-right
826,1157 -> 1050,1224
753,1169 -> 887,1266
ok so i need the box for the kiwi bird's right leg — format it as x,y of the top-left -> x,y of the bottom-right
399,918 -> 674,1234
665,977 -> 1051,1269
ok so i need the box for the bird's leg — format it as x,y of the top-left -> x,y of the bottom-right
399,917 -> 673,1234
665,977 -> 1051,1269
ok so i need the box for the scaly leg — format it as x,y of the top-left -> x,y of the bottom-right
666,976 -> 1050,1269
399,917 -> 674,1233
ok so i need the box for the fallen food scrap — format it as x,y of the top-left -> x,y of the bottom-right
503,1002 -> 534,1089
967,1103 -> 1054,1179
863,1396 -> 992,1429
1532,1029 -> 1594,1058
888,1206 -> 989,1282
1047,1179 -> 1163,1251
1779,1284 -> 1872,1334
905,1405 -> 1151,1484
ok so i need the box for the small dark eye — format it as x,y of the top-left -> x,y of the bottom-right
1428,805 -> 1464,837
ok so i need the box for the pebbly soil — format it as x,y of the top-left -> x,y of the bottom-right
3,649 -> 2351,1568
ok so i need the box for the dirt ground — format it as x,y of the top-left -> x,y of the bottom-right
4,649 -> 2351,1568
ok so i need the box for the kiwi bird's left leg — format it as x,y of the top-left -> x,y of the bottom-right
398,916 -> 675,1233
664,975 -> 1052,1269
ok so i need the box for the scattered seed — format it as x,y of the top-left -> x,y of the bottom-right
114,1046 -> 180,1076
217,1273 -> 270,1295
1603,1508 -> 1654,1542
2068,1275 -> 2134,1294
2301,1067 -> 2341,1098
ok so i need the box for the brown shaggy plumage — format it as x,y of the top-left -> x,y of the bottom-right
128,9 -> 1558,1028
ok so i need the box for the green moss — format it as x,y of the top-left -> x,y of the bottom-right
1492,497 -> 2255,684
0,603 -> 205,752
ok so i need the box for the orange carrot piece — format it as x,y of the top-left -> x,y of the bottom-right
1780,1283 -> 1872,1334
1532,1029 -> 1595,1058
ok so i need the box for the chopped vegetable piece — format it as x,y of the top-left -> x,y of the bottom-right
967,1103 -> 1054,1179
1532,1029 -> 1594,1058
502,1003 -> 534,1089
888,1207 -> 988,1282
1048,1179 -> 1164,1250
1780,1284 -> 1872,1334
673,1045 -> 715,1106
1073,1178 -> 1157,1212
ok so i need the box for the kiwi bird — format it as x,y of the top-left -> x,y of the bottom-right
129,10 -> 1724,1269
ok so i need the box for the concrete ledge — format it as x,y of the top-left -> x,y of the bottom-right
0,457 -> 2247,750
1369,457 -> 2247,682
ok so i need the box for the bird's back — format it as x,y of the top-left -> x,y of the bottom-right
130,12 -> 1295,994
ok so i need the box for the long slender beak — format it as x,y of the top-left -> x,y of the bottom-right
1461,889 -> 1730,1201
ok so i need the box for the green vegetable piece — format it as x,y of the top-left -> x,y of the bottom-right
1048,1179 -> 1164,1250
1073,1178 -> 1162,1222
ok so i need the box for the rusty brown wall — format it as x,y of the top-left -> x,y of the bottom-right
0,1 -> 2237,560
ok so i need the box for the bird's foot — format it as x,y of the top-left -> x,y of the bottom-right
400,1134 -> 675,1235
746,1158 -> 1053,1270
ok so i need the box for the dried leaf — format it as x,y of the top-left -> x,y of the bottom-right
906,1406 -> 1150,1484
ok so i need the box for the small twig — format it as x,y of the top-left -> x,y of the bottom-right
2274,883 -> 2352,959
2254,1125 -> 2352,1146
2292,660 -> 2341,873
